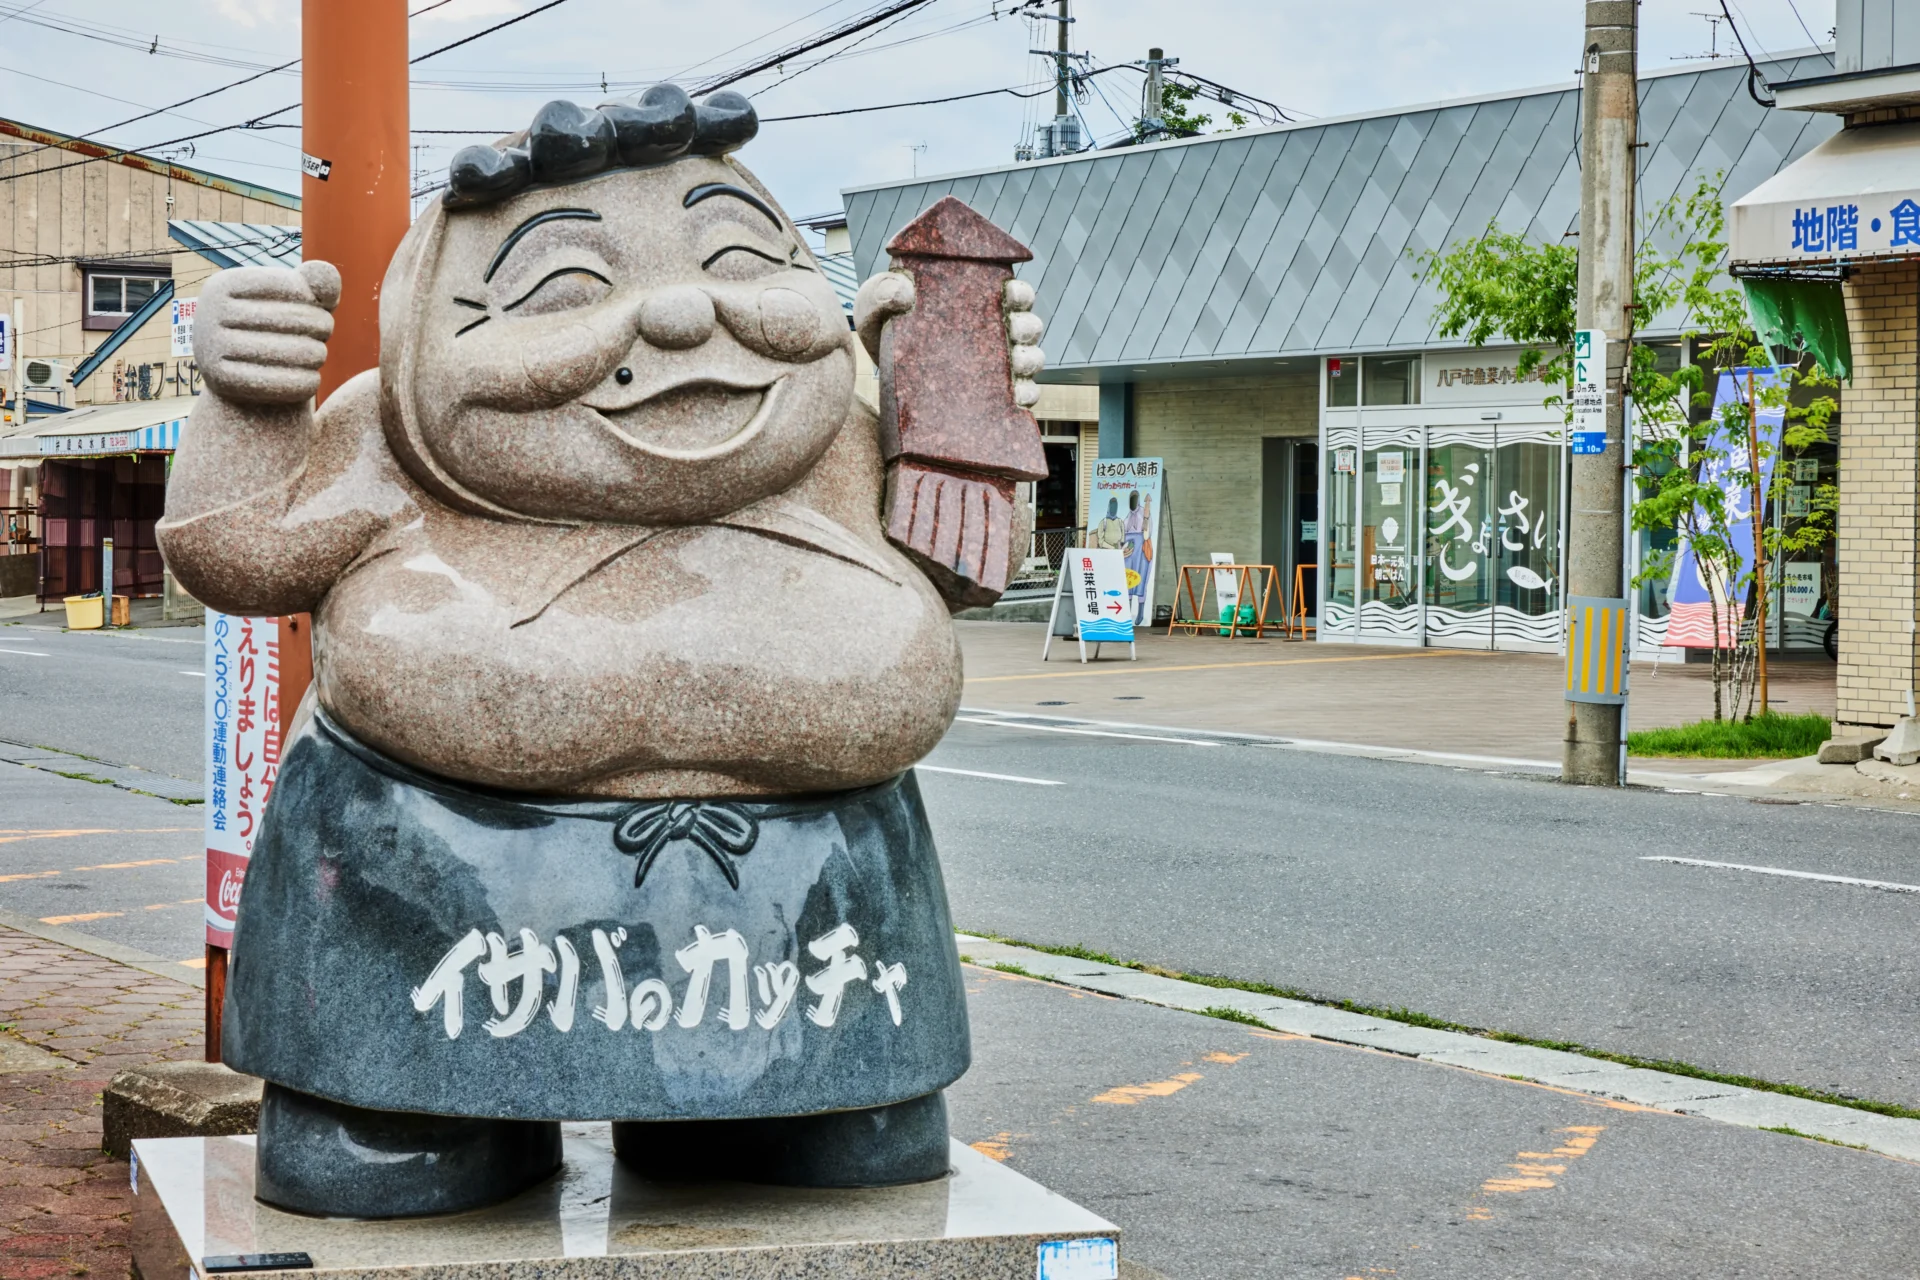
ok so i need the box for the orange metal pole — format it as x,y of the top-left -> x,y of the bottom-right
213,0 -> 409,1059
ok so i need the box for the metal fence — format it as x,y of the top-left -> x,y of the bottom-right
1007,526 -> 1076,596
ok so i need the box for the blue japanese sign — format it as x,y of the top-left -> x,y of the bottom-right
1571,431 -> 1608,456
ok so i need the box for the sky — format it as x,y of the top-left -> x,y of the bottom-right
0,0 -> 1838,245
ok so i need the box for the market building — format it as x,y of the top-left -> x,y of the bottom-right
1729,4 -> 1920,731
845,50 -> 1838,652
0,114 -> 299,609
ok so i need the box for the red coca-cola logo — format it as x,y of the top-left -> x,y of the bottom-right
217,868 -> 244,914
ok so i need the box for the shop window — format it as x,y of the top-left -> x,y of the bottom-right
1362,355 -> 1421,406
1325,356 -> 1357,407
83,266 -> 168,330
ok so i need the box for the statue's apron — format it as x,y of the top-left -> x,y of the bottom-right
222,708 -> 970,1121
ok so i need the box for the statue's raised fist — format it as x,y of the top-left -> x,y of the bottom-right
193,260 -> 340,406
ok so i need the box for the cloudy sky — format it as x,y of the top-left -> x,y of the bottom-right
0,0 -> 1835,237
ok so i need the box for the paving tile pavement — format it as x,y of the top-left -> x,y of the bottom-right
957,621 -> 1839,762
0,925 -> 201,1280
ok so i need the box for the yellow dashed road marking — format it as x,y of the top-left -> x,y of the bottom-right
1465,1125 -> 1606,1221
142,898 -> 204,911
1203,1051 -> 1249,1064
39,911 -> 125,925
1092,1071 -> 1205,1105
971,1132 -> 1014,1161
179,957 -> 208,969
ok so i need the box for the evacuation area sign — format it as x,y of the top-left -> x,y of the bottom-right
1571,328 -> 1606,455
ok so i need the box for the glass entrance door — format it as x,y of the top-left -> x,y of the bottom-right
1491,428 -> 1563,648
1323,426 -> 1358,635
1359,426 -> 1421,640
1423,427 -> 1496,647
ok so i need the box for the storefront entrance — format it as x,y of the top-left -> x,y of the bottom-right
1323,421 -> 1563,651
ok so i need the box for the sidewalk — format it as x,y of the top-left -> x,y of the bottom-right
0,926 -> 200,1280
957,622 -> 1838,764
1,595 -> 198,630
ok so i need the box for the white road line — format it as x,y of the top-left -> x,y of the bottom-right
0,648 -> 48,657
1643,855 -> 1920,895
915,764 -> 1063,787
177,671 -> 205,678
953,716 -> 1221,747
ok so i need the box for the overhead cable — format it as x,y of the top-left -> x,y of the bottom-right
0,0 -> 581,189
1717,0 -> 1776,107
687,0 -> 939,97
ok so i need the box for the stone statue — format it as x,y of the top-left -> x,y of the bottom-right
157,87 -> 1047,1219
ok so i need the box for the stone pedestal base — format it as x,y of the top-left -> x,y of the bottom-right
132,1126 -> 1119,1280
105,1062 -> 262,1160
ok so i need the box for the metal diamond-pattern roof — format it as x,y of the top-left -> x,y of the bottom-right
843,54 -> 1838,374
167,220 -> 303,270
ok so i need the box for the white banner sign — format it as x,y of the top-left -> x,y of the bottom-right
170,297 -> 197,359
204,611 -> 284,947
1071,547 -> 1133,642
1783,563 -> 1821,617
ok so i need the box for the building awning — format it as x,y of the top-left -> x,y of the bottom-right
1739,275 -> 1851,380
1730,121 -> 1920,264
0,397 -> 193,459
167,220 -> 302,270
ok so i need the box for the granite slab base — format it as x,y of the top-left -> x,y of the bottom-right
132,1126 -> 1120,1280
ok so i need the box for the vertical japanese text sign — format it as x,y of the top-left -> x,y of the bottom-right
1074,547 -> 1134,642
1571,329 -> 1606,455
204,612 -> 283,946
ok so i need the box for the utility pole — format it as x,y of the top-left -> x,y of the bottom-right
1054,0 -> 1070,120
1142,47 -> 1173,138
1564,0 -> 1637,786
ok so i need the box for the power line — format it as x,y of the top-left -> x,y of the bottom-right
0,1 -> 482,178
0,0 -> 583,190
760,68 -> 1126,122
748,2 -> 932,99
687,0 -> 940,96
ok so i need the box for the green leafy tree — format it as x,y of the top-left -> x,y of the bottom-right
1140,81 -> 1246,140
1415,176 -> 1838,720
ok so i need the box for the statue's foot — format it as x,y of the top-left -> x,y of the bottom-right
611,1091 -> 951,1188
255,1083 -> 562,1218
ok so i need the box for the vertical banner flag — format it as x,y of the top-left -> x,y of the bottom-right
1087,457 -> 1164,625
1072,547 -> 1134,642
204,612 -> 284,947
1664,369 -> 1784,648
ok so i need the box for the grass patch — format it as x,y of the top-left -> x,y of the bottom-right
990,961 -> 1033,978
1760,1125 -> 1870,1151
1627,710 -> 1831,760
959,928 -> 1920,1123
1199,1005 -> 1269,1027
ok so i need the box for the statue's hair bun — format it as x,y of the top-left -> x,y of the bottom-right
444,88 -> 757,210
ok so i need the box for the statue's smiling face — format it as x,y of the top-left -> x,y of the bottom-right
401,157 -> 853,525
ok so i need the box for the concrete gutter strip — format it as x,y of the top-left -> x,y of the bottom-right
957,935 -> 1920,1163
0,741 -> 202,803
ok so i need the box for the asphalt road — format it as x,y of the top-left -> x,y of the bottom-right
918,713 -> 1920,1112
955,965 -> 1920,1279
0,618 -> 205,779
6,627 -> 1920,1115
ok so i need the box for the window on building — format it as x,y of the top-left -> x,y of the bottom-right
82,265 -> 169,331
1326,356 -> 1358,407
1362,355 -> 1421,406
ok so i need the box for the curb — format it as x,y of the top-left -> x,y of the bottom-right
0,910 -> 203,989
956,934 -> 1920,1163
0,741 -> 202,803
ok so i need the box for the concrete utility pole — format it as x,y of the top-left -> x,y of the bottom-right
1054,0 -> 1070,120
1564,0 -> 1637,786
1143,47 -> 1169,137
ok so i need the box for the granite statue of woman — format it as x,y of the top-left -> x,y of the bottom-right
156,87 -> 1048,1219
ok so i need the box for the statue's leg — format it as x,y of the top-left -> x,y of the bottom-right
610,1091 -> 950,1188
255,1083 -> 562,1218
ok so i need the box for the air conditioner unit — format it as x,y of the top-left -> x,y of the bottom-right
21,359 -> 66,391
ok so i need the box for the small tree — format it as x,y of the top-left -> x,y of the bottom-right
1416,176 -> 1839,720
1139,81 -> 1247,140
